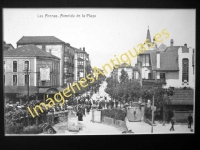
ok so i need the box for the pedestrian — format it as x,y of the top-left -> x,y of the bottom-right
188,114 -> 193,129
82,104 -> 85,116
170,116 -> 175,131
77,109 -> 83,121
86,105 -> 90,114
98,103 -> 102,110
115,100 -> 118,108
111,100 -> 114,109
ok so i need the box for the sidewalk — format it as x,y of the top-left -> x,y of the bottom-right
125,118 -> 194,134
52,109 -> 123,135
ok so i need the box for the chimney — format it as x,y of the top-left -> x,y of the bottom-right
49,49 -> 52,54
80,48 -> 82,50
66,43 -> 70,46
170,39 -> 174,46
156,51 -> 160,68
83,47 -> 85,52
184,43 -> 187,48
153,37 -> 157,48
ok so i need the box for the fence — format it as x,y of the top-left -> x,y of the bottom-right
174,111 -> 193,123
15,110 -> 68,127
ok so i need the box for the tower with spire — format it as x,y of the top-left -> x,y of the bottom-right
146,26 -> 152,44
145,26 -> 157,50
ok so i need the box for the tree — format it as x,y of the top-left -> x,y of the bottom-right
119,69 -> 129,83
141,85 -> 171,123
16,92 -> 36,105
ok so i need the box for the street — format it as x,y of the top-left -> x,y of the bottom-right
50,81 -> 194,135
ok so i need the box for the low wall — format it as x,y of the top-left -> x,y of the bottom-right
46,110 -> 68,126
174,111 -> 193,123
102,116 -> 128,131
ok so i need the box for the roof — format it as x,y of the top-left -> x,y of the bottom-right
169,90 -> 194,105
4,43 -> 14,50
4,44 -> 60,60
157,43 -> 167,52
17,36 -> 65,44
115,63 -> 133,68
133,67 -> 138,71
4,86 -> 38,93
140,47 -> 179,71
71,46 -> 86,53
146,29 -> 151,43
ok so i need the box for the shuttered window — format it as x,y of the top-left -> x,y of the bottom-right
182,58 -> 189,82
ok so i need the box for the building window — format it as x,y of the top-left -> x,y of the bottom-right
148,73 -> 152,79
24,61 -> 29,70
78,61 -> 84,65
41,81 -> 46,86
138,54 -> 150,66
13,61 -> 17,72
4,61 -> 6,72
13,75 -> 17,86
78,53 -> 84,58
182,58 -> 189,82
25,75 -> 29,86
160,73 -> 165,79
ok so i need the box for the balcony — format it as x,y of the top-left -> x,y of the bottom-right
37,81 -> 52,87
78,57 -> 84,61
78,65 -> 84,69
155,78 -> 166,84
142,78 -> 166,84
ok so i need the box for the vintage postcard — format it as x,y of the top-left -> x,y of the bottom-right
3,8 -> 195,135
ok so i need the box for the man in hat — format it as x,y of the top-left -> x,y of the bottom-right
77,108 -> 83,121
170,116 -> 175,131
188,114 -> 193,129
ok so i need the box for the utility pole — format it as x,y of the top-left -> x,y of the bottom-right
24,65 -> 30,126
151,94 -> 154,133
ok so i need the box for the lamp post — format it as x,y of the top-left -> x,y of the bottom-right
151,93 -> 155,133
145,69 -> 148,79
24,65 -> 30,126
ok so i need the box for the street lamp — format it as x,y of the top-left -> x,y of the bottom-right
145,69 -> 148,79
151,93 -> 155,133
24,63 -> 30,126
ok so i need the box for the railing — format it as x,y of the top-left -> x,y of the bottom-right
37,82 -> 52,87
142,78 -> 166,84
155,78 -> 166,84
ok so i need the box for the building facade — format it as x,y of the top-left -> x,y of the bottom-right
17,36 -> 65,87
64,43 -> 75,87
4,45 -> 60,103
73,47 -> 92,82
135,29 -> 195,89
111,63 -> 133,82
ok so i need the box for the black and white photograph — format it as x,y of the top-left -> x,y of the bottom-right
3,8 -> 195,135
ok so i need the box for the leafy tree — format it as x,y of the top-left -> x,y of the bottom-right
141,85 -> 171,123
119,69 -> 129,83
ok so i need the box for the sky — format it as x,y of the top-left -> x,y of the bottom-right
3,8 -> 195,72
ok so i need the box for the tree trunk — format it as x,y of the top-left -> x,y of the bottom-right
36,117 -> 39,126
162,106 -> 165,126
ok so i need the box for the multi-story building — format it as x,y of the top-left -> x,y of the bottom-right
16,36 -> 92,88
73,47 -> 92,82
134,29 -> 195,89
17,36 -> 65,87
4,45 -> 60,103
134,28 -> 195,113
111,63 -> 133,82
64,43 -> 75,87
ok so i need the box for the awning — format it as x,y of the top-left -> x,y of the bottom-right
38,87 -> 64,94
4,86 -> 38,93
45,88 -> 59,94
